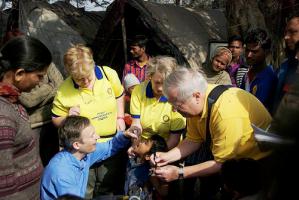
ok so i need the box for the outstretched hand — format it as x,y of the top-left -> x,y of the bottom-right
127,126 -> 142,138
152,165 -> 179,182
150,152 -> 170,167
123,126 -> 141,140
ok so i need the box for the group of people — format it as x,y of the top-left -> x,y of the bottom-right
0,14 -> 298,200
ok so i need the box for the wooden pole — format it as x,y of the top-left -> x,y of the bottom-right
121,17 -> 128,64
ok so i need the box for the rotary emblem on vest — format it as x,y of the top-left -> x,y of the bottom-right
107,88 -> 112,95
163,115 -> 170,122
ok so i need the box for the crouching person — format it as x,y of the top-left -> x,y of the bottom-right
40,116 -> 137,199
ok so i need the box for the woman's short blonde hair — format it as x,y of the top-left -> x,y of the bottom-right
212,47 -> 232,64
64,44 -> 95,78
146,56 -> 178,80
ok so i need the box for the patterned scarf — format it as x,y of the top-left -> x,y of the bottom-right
0,83 -> 20,103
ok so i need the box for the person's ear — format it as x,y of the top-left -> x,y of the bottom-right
72,141 -> 80,150
14,68 -> 26,82
193,91 -> 201,101
193,91 -> 202,105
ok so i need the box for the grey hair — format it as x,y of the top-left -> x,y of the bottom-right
146,56 -> 178,79
163,67 -> 208,101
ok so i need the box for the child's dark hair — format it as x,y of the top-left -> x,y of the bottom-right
221,158 -> 262,196
0,36 -> 52,80
245,28 -> 271,50
148,134 -> 168,154
59,116 -> 91,151
130,35 -> 148,48
228,35 -> 244,45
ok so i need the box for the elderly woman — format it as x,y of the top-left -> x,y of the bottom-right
200,47 -> 233,85
51,44 -> 126,198
129,56 -> 186,150
0,36 -> 52,199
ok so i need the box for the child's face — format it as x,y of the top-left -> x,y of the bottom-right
132,139 -> 153,159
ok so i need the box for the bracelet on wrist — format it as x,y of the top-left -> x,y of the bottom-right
117,116 -> 124,120
178,163 -> 184,180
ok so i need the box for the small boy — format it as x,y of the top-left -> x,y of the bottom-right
125,134 -> 169,200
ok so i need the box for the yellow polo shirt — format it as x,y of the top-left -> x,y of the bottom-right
187,84 -> 272,162
52,66 -> 124,142
130,81 -> 186,140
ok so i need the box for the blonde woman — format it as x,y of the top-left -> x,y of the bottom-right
52,44 -> 126,198
125,56 -> 186,197
129,56 -> 186,150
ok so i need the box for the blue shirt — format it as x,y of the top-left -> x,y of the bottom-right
40,132 -> 129,200
273,58 -> 298,112
241,65 -> 278,111
124,158 -> 150,195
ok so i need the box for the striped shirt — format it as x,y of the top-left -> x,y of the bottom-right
0,96 -> 43,200
122,58 -> 148,83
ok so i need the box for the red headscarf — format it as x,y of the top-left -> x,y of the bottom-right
0,83 -> 20,103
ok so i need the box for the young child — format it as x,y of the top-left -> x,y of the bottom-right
123,73 -> 140,127
124,73 -> 141,95
125,134 -> 169,200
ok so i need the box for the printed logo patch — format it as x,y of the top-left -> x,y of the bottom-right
107,88 -> 112,95
92,112 -> 112,121
252,85 -> 257,95
163,115 -> 170,122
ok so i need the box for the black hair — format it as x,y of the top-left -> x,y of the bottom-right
221,158 -> 262,196
130,35 -> 148,48
148,134 -> 168,155
58,116 -> 91,151
228,35 -> 244,45
287,14 -> 299,22
0,36 -> 52,79
245,28 -> 271,50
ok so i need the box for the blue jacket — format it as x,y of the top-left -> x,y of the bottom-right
273,58 -> 298,111
40,132 -> 129,200
241,65 -> 278,111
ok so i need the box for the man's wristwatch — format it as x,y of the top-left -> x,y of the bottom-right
178,164 -> 184,179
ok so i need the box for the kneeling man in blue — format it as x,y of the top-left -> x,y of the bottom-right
40,116 -> 137,199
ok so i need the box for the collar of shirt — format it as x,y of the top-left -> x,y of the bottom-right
62,150 -> 88,171
131,55 -> 150,68
145,81 -> 168,102
249,64 -> 273,83
198,84 -> 216,122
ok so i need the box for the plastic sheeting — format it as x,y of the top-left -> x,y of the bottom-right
19,0 -> 104,77
93,0 -> 227,77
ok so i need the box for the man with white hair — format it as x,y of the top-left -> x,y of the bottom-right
152,68 -> 272,199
